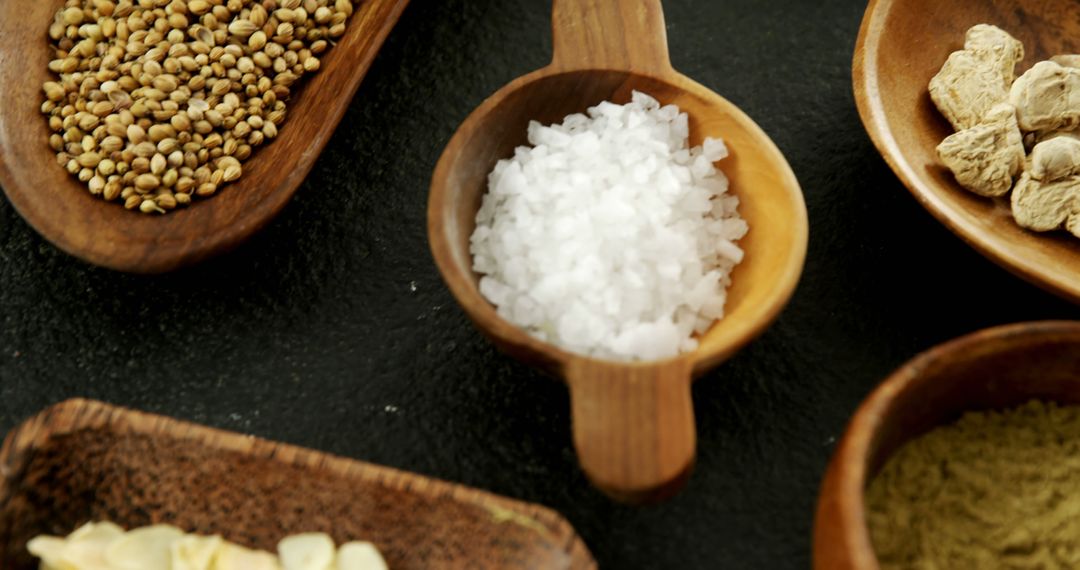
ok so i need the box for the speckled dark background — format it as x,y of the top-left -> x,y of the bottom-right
2,0 -> 1078,568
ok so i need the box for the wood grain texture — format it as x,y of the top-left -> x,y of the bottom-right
0,0 -> 409,274
853,0 -> 1080,304
566,359 -> 695,504
813,321 -> 1080,570
0,399 -> 596,570
427,0 -> 808,503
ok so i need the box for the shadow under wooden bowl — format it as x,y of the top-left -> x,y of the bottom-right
854,0 -> 1080,303
813,321 -> 1080,569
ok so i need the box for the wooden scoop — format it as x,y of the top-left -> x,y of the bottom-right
428,0 -> 808,503
0,0 -> 408,273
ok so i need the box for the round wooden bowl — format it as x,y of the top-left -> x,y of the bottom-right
813,321 -> 1080,569
854,0 -> 1080,304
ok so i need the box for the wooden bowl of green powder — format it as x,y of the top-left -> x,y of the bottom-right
814,321 -> 1080,570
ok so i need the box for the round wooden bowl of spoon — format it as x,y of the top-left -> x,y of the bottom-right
428,0 -> 808,503
814,321 -> 1080,569
0,0 -> 408,273
854,0 -> 1080,303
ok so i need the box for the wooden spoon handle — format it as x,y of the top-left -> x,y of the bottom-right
550,0 -> 672,74
566,357 -> 696,504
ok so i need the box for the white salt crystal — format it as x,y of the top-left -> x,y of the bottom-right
718,195 -> 740,216
722,217 -> 749,241
632,91 -> 660,109
479,276 -> 509,306
685,271 -> 720,311
570,131 -> 601,155
534,125 -> 572,148
674,114 -> 690,141
703,137 -> 729,161
657,167 -> 680,195
658,105 -> 680,121
610,319 -> 682,361
469,90 -> 748,361
691,154 -> 715,179
594,101 -> 625,118
716,239 -> 745,264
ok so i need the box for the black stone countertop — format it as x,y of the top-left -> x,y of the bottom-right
3,1 -> 1079,568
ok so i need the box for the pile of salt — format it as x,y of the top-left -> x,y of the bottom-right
470,91 -> 747,361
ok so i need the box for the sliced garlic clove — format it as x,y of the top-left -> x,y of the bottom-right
61,521 -> 126,569
278,533 -> 335,570
213,542 -> 282,570
171,534 -> 224,570
105,525 -> 185,570
27,536 -> 70,570
66,522 -> 99,543
336,542 -> 388,570
89,522 -> 125,536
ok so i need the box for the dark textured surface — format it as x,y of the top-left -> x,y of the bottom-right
1,0 -> 1077,568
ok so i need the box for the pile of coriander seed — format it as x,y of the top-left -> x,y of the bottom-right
41,0 -> 356,214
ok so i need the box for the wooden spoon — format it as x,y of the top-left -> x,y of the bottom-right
428,0 -> 808,503
0,0 -> 409,273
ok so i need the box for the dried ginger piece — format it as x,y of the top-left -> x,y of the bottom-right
936,103 -> 1025,196
1070,214 -> 1080,236
1029,136 -> 1080,181
1011,137 -> 1080,237
1027,128 -> 1080,152
930,24 -> 1024,130
930,25 -> 1080,240
1050,54 -> 1080,68
964,24 -> 1025,85
1011,173 -> 1080,237
1010,61 -> 1080,132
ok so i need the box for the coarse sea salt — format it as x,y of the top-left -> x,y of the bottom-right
470,91 -> 748,361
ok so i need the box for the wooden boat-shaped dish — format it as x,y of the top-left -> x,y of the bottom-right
0,0 -> 409,273
0,399 -> 596,569
853,0 -> 1080,303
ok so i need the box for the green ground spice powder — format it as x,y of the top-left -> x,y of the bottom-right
866,400 -> 1080,569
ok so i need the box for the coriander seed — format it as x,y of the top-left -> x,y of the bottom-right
41,0 -> 358,214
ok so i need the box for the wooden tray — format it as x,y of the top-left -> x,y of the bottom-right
0,399 -> 596,569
